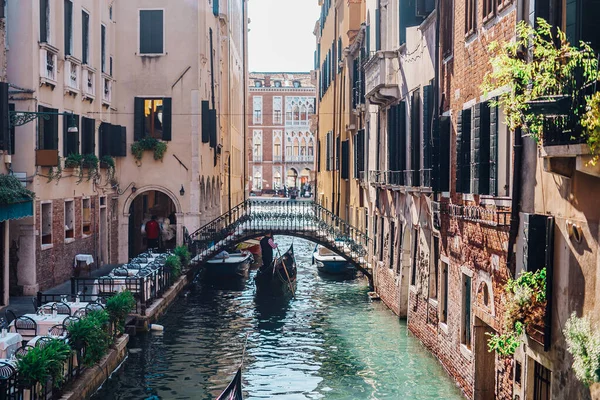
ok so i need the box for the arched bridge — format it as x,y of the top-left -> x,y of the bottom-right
185,199 -> 372,284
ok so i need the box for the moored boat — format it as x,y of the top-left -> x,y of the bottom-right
205,252 -> 253,278
216,366 -> 243,400
312,245 -> 355,275
255,244 -> 297,296
237,239 -> 262,267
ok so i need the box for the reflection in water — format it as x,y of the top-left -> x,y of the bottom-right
94,237 -> 463,400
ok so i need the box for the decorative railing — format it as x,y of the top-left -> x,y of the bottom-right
186,199 -> 372,277
368,169 -> 432,190
286,155 -> 314,163
444,204 -> 510,227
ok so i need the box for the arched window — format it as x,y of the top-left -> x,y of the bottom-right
293,138 -> 300,156
286,104 -> 292,122
253,131 -> 262,162
273,133 -> 282,161
300,138 -> 307,156
308,103 -> 314,115
308,138 -> 314,156
300,105 -> 307,122
286,137 -> 292,157
253,167 -> 262,190
273,168 -> 282,190
293,105 -> 300,123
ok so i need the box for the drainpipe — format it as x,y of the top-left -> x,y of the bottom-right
434,0 -> 441,197
506,127 -> 523,277
3,221 -> 8,306
332,7 -> 339,216
242,1 -> 248,202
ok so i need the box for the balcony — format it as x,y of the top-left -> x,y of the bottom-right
82,66 -> 96,101
368,169 -> 431,191
363,51 -> 400,106
273,155 -> 283,162
39,44 -> 59,87
102,75 -> 112,106
286,155 -> 314,163
64,56 -> 80,95
445,203 -> 510,227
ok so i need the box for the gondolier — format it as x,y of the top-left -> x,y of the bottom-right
259,232 -> 278,269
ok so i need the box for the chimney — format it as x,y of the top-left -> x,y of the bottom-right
264,75 -> 271,87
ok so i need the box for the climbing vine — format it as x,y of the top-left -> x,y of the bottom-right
130,137 -> 168,164
0,174 -> 35,205
100,155 -> 116,183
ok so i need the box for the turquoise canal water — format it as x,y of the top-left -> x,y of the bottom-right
94,237 -> 464,399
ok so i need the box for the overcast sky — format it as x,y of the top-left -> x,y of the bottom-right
248,0 -> 321,72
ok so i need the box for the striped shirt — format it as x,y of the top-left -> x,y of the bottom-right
268,238 -> 278,249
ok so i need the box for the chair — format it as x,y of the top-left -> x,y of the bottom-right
38,304 -> 53,315
51,302 -> 72,315
14,345 -> 33,357
3,310 -> 16,326
0,361 -> 16,399
14,316 -> 37,341
31,297 -> 39,313
73,309 -> 87,318
48,324 -> 66,337
125,276 -> 139,292
63,316 -> 80,327
85,303 -> 104,313
112,267 -> 129,277
35,336 -> 53,349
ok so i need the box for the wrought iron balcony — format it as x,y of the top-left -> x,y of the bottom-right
286,155 -> 314,163
363,51 -> 400,106
444,203 -> 510,227
367,169 -> 433,191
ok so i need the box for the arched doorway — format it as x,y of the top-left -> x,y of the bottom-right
128,189 -> 179,258
286,168 -> 298,188
300,168 -> 312,197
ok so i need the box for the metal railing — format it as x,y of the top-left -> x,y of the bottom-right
186,199 -> 372,278
368,169 -> 432,189
445,203 -> 510,227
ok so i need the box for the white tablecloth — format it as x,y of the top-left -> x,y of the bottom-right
42,301 -> 89,315
74,254 -> 94,267
9,314 -> 67,339
94,277 -> 153,297
0,333 -> 22,359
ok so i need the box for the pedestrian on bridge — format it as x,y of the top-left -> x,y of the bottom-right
260,232 -> 278,270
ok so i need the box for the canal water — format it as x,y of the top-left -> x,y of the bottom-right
94,237 -> 464,400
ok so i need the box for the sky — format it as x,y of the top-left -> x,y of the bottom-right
248,0 -> 321,72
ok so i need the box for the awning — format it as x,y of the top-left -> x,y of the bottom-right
0,201 -> 33,222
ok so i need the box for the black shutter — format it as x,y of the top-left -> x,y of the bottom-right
63,113 -> 79,156
161,97 -> 172,141
99,123 -> 110,157
398,100 -> 407,185
357,129 -> 365,175
64,0 -> 72,55
411,91 -> 421,186
139,10 -> 164,54
134,97 -> 144,141
439,116 -> 451,192
375,8 -> 381,51
456,111 -> 463,193
201,101 -> 210,143
82,10 -> 89,64
208,109 -> 217,148
101,24 -> 106,73
423,84 -> 433,184
119,126 -> 127,157
341,140 -> 349,179
388,106 -> 396,171
40,0 -> 48,43
81,117 -> 95,155
317,138 -> 321,172
489,101 -> 498,196
0,82 -> 8,151
51,108 -> 59,151
336,136 -> 340,170
8,103 -> 15,155
471,103 -> 481,194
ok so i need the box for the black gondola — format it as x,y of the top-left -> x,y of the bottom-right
255,244 -> 297,296
216,366 -> 243,400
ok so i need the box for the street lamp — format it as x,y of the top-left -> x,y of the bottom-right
9,110 -> 78,133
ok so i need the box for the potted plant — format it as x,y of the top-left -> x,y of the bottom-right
130,137 -> 168,164
174,245 -> 191,269
164,255 -> 182,280
106,291 -> 136,336
64,153 -> 83,169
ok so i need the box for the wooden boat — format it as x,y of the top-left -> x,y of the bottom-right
312,245 -> 356,275
216,366 -> 243,400
255,244 -> 297,296
236,239 -> 262,268
205,252 -> 253,278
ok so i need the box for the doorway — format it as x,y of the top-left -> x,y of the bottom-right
474,317 -> 496,399
99,207 -> 107,265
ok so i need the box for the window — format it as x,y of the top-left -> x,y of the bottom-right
41,202 -> 52,246
465,0 -> 476,35
441,0 -> 454,58
354,129 -> 365,179
254,80 -> 263,87
253,96 -> 262,124
253,130 -> 262,162
515,361 -> 522,386
81,117 -> 95,155
293,81 -> 301,88
110,56 -> 113,76
293,138 -> 299,157
308,138 -> 314,156
411,228 -> 419,285
462,274 -> 472,348
273,130 -> 282,161
429,236 -> 439,299
63,113 -> 80,156
439,116 -> 451,192
253,166 -> 262,190
410,90 -> 421,186
440,260 -> 449,323
273,96 -> 282,124
389,221 -> 396,268
38,105 -> 58,150
139,10 -> 164,55
64,0 -> 72,55
378,217 -> 385,262
286,137 -> 292,158
325,131 -> 333,171
373,215 -> 378,255
273,167 -> 282,190
285,97 -> 313,125
533,361 -> 551,400
456,108 -> 472,193
134,97 -> 172,141
65,200 -> 74,239
40,0 -> 49,43
274,81 -> 282,87
82,10 -> 89,64
82,198 -> 91,235
101,24 -> 106,73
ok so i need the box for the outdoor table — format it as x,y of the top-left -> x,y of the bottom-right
9,314 -> 67,339
42,301 -> 89,315
94,276 -> 153,297
0,333 -> 22,359
27,334 -> 68,347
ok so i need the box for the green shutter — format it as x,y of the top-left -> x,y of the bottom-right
213,0 -> 219,16
456,111 -> 463,194
8,103 -> 15,155
119,126 -> 127,157
375,8 -> 381,51
423,84 -> 433,175
40,0 -> 48,43
479,102 -> 492,195
134,97 -> 144,141
51,108 -> 59,151
64,0 -> 72,55
208,109 -> 217,148
201,101 -> 210,143
99,123 -> 110,157
489,101 -> 498,196
161,97 -> 172,141
82,117 -> 95,155
82,10 -> 89,64
341,140 -> 349,179
388,106 -> 396,171
0,82 -> 8,152
140,10 -> 163,54
440,116 -> 451,192
471,103 -> 481,194
398,101 -> 407,184
411,91 -> 421,186
460,109 -> 472,194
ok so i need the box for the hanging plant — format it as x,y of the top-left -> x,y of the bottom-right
64,153 -> 83,169
0,174 -> 35,205
487,268 -> 547,356
482,18 -> 599,142
100,155 -> 116,183
581,92 -> 600,165
564,313 -> 600,386
130,137 -> 168,164
82,153 -> 99,182
46,159 -> 63,184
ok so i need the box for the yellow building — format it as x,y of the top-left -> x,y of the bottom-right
314,0 -> 366,230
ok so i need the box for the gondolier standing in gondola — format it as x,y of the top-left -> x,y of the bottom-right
259,232 -> 278,269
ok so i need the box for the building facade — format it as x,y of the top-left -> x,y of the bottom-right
248,72 -> 316,196
3,0 -> 247,295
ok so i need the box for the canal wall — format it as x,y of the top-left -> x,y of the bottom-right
59,334 -> 129,400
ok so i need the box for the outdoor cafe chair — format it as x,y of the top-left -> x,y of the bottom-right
14,345 -> 33,357
51,302 -> 72,316
62,316 -> 79,327
3,310 -> 16,326
112,267 -> 129,277
73,309 -> 87,318
85,303 -> 104,313
0,361 -> 16,398
48,324 -> 66,337
14,316 -> 37,342
35,336 -> 53,349
31,297 -> 39,313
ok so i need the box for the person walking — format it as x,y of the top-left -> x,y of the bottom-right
259,232 -> 278,269
145,215 -> 160,251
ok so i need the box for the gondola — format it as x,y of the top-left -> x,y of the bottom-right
255,244 -> 297,296
204,251 -> 253,278
312,244 -> 356,275
216,366 -> 243,400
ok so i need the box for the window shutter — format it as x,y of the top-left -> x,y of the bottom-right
460,109 -> 472,193
161,97 -> 172,141
64,0 -> 72,55
99,122 -> 110,157
201,101 -> 210,143
456,111 -> 463,193
471,103 -> 481,194
140,10 -> 163,54
439,116 -> 451,192
8,103 -> 15,155
366,24 -> 371,55
51,109 -> 59,151
317,138 -> 321,172
40,0 -> 48,43
336,136 -> 340,170
82,10 -> 89,64
0,82 -> 8,152
341,140 -> 349,179
118,126 -> 127,157
81,117 -> 95,155
489,101 -> 498,196
387,106 -> 397,171
338,38 -> 342,73
134,97 -> 144,141
398,100 -> 407,185
479,102 -> 492,195
375,8 -> 381,51
208,109 -> 217,148
63,114 -> 79,156
411,91 -> 421,186
110,124 -> 123,157
213,0 -> 219,16
423,85 -> 433,179
417,0 -> 435,16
